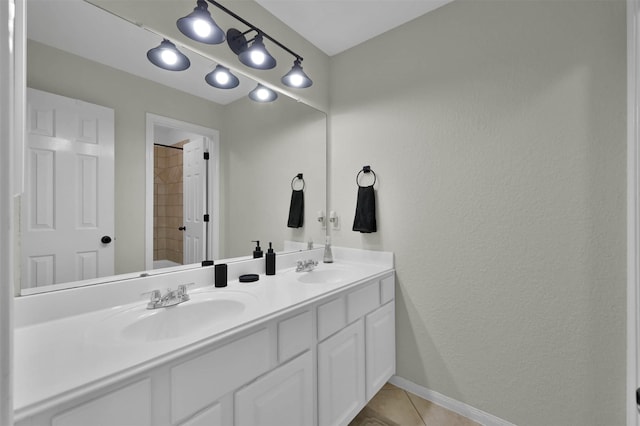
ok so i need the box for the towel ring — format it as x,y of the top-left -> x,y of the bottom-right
356,166 -> 376,187
291,173 -> 305,191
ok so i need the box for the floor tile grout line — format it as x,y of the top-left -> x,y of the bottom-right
403,389 -> 427,426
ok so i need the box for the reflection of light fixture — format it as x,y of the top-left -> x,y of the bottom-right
146,39 -> 190,71
205,65 -> 240,89
249,84 -> 278,102
281,59 -> 313,88
177,0 -> 225,44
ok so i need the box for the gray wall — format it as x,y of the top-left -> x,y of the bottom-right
221,97 -> 326,258
329,1 -> 626,424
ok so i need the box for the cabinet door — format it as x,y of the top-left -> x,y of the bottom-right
179,402 -> 223,426
365,302 -> 396,400
318,319 -> 365,426
235,351 -> 313,426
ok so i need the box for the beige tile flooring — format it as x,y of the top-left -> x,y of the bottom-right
349,383 -> 481,426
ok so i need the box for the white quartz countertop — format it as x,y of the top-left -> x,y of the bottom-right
14,251 -> 393,419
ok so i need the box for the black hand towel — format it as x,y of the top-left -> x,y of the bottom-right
287,189 -> 304,228
352,185 -> 377,233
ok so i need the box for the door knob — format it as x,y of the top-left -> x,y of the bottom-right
101,236 -> 112,244
178,226 -> 186,231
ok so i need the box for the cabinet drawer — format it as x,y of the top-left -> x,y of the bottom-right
52,379 -> 151,426
380,275 -> 395,304
347,281 -> 380,324
317,296 -> 346,341
171,328 -> 271,424
278,310 -> 312,362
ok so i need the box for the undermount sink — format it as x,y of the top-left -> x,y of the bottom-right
296,266 -> 358,284
96,290 -> 257,343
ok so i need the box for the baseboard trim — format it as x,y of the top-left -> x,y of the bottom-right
388,376 -> 516,426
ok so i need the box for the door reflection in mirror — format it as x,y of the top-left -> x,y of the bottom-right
22,88 -> 115,289
153,129 -> 213,269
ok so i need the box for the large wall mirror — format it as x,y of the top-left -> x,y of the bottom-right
17,0 -> 327,295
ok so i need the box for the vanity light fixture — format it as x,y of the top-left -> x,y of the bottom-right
175,0 -> 313,88
281,59 -> 313,88
231,31 -> 277,70
248,84 -> 278,102
177,0 -> 225,44
205,65 -> 240,89
146,39 -> 191,71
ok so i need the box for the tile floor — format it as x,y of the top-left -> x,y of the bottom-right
349,383 -> 481,426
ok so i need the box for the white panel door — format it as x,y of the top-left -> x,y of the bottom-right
182,137 -> 208,264
22,88 -> 114,288
235,351 -> 314,426
318,319 -> 365,426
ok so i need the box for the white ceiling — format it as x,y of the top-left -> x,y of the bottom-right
255,0 -> 454,56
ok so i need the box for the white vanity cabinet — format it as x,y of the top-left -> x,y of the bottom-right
318,320 -> 366,426
235,351 -> 314,426
365,300 -> 396,400
15,270 -> 395,426
317,273 -> 396,426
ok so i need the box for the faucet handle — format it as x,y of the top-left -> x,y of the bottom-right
177,284 -> 191,301
145,289 -> 162,309
149,289 -> 161,301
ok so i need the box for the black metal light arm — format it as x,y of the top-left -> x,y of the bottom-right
207,0 -> 304,62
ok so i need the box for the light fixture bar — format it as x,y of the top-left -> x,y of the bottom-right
207,0 -> 303,62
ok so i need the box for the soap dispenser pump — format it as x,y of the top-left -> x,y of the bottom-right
323,236 -> 333,263
266,242 -> 276,275
252,240 -> 263,258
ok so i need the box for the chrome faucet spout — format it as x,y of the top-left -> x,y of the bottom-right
146,285 -> 191,309
296,259 -> 319,272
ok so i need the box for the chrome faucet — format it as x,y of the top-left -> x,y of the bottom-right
296,259 -> 318,272
147,284 -> 191,309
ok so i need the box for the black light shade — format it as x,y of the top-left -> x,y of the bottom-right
205,65 -> 240,89
177,0 -> 225,44
146,39 -> 191,71
248,84 -> 278,102
238,34 -> 276,70
281,59 -> 313,88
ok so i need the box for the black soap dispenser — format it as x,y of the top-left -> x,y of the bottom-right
252,240 -> 263,258
266,242 -> 276,275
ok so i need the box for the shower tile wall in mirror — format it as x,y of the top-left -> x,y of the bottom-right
18,0 -> 326,295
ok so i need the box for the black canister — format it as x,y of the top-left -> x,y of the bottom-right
215,263 -> 227,287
